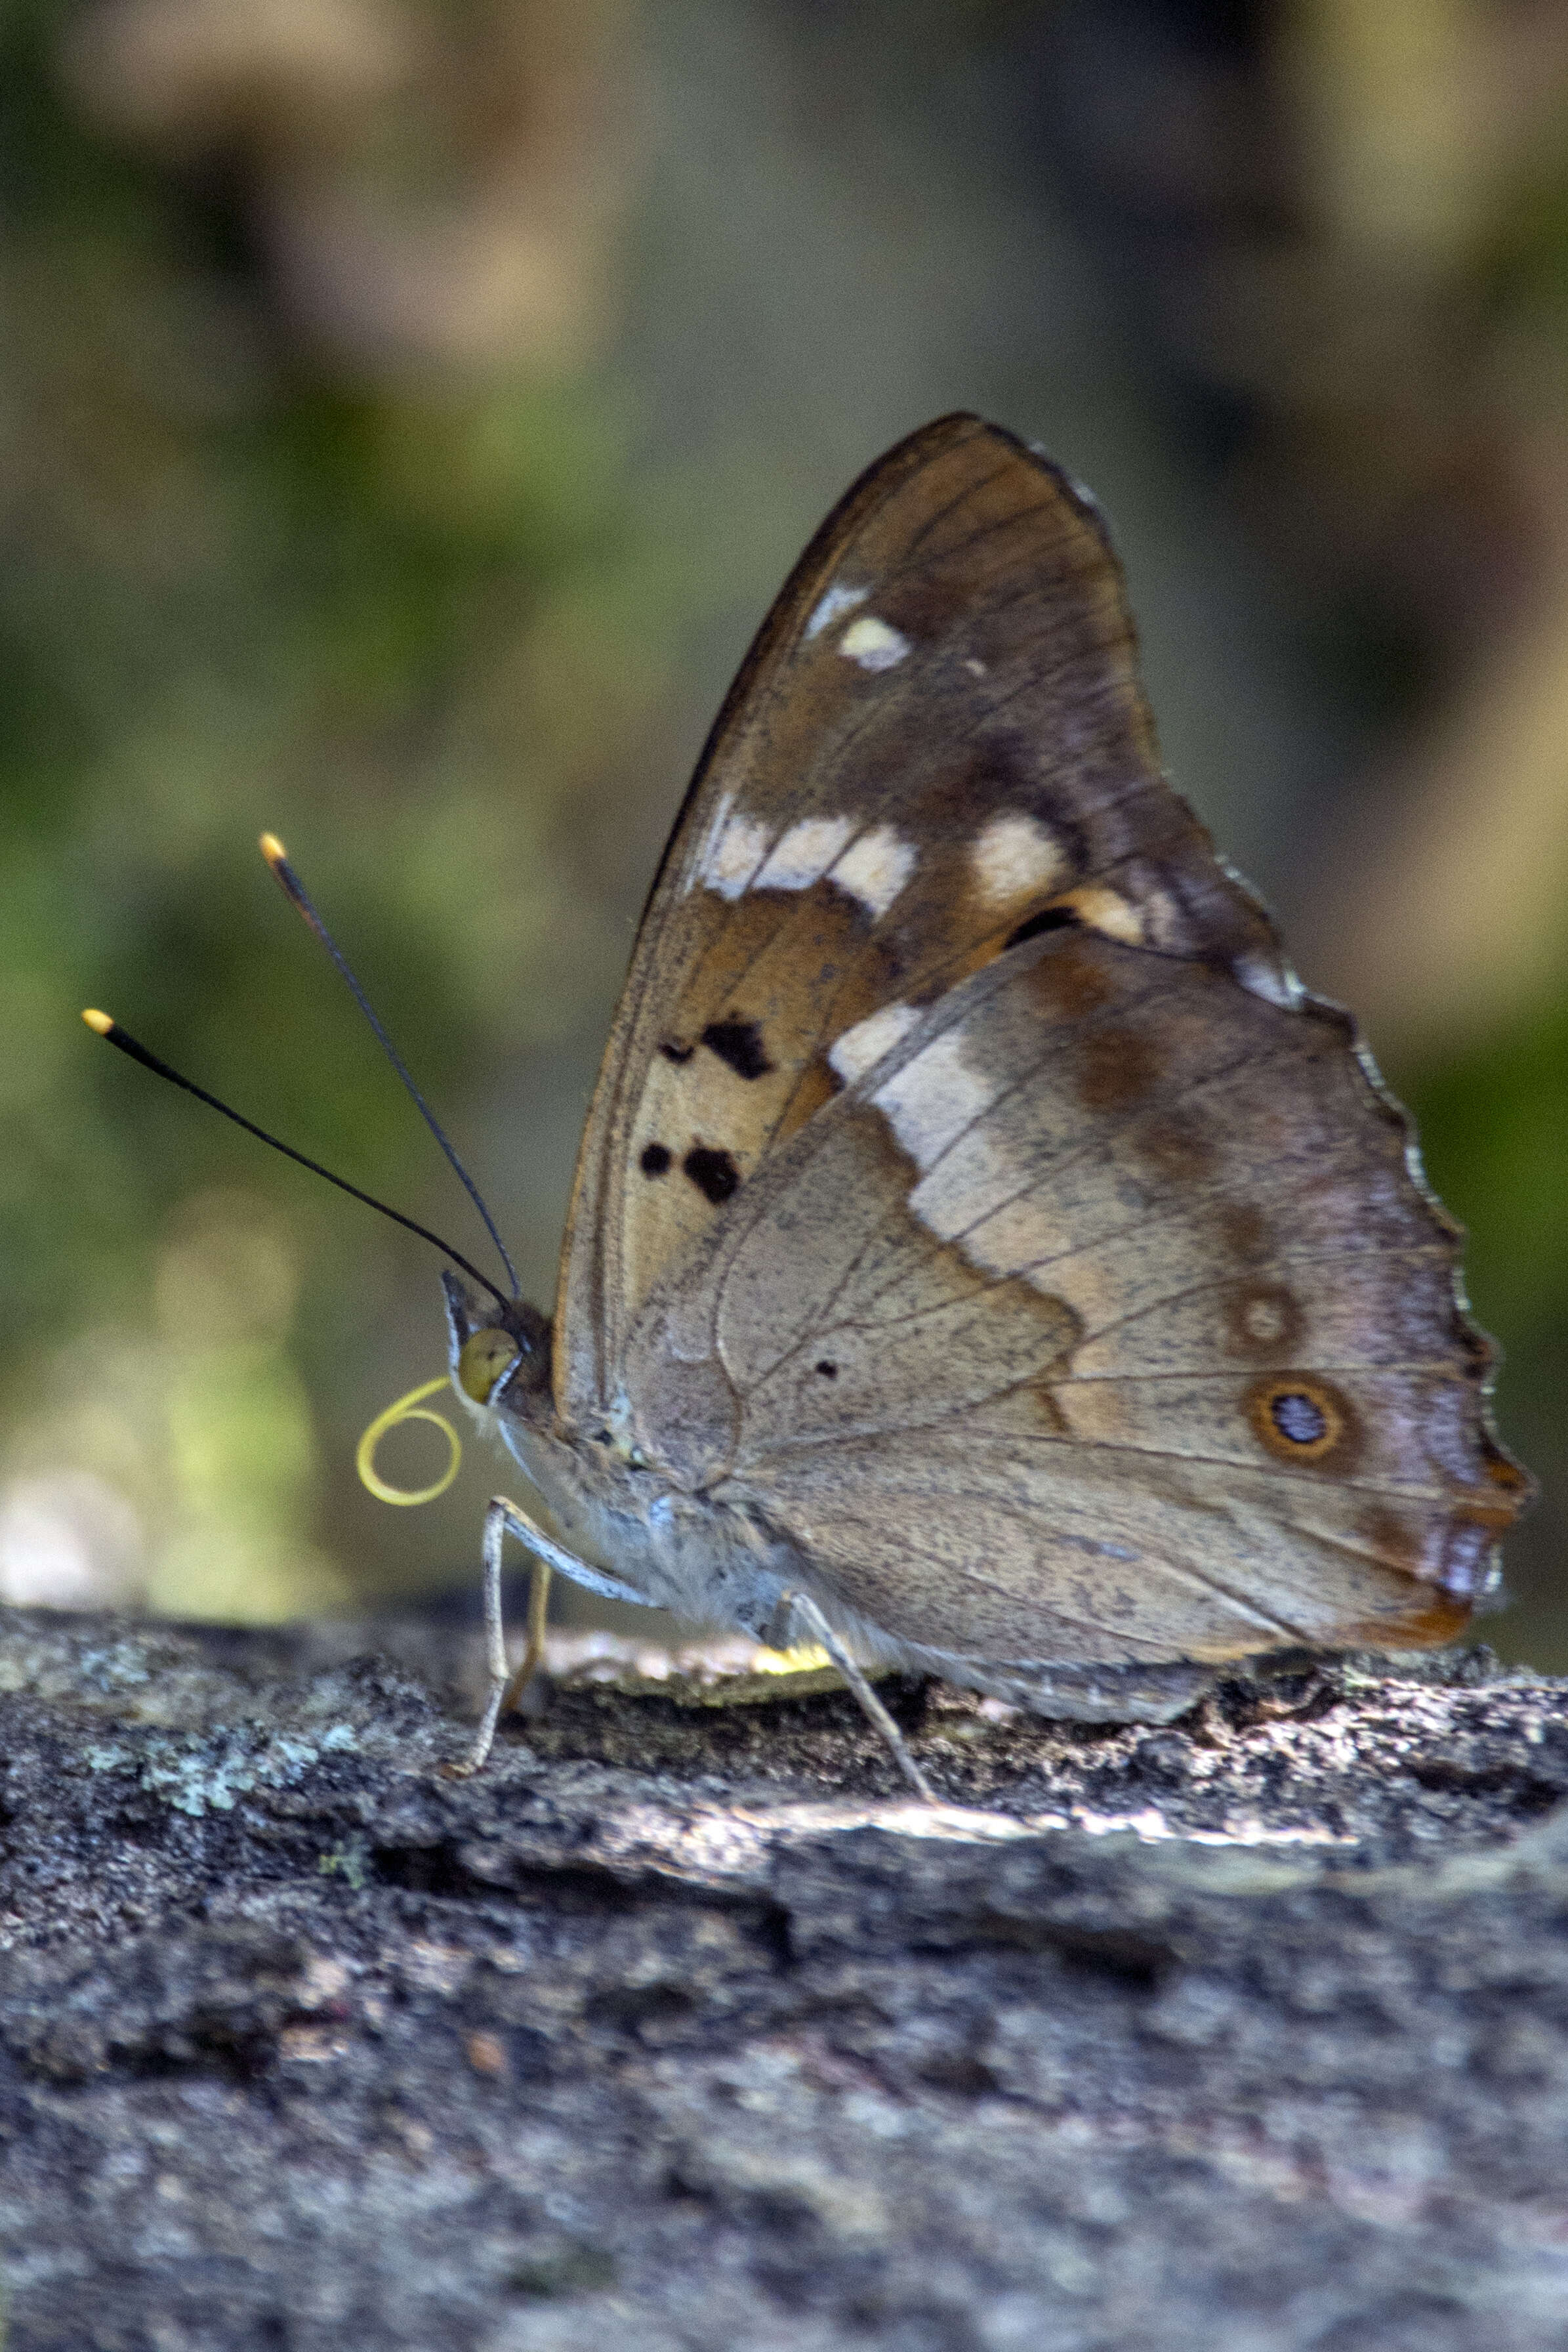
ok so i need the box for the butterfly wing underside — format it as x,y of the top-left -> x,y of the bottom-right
554,413 -> 1528,1669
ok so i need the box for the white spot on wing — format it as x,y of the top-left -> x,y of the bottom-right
971,812 -> 1068,907
683,789 -> 735,896
805,583 -> 869,640
871,1031 -> 1001,1173
700,807 -> 772,901
839,614 -> 911,672
754,815 -> 855,892
1059,883 -> 1144,946
1234,952 -> 1302,1009
830,825 -> 916,919
962,657 -> 987,677
828,1001 -> 920,1085
1243,1297 -> 1288,1343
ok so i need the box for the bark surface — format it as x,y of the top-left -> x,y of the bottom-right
0,1606 -> 1565,2350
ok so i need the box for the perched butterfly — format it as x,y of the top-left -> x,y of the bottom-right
87,413 -> 1531,1796
437,413 -> 1530,1784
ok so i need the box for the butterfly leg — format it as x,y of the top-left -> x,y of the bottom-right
498,1553 -> 553,1721
781,1589 -> 938,1805
448,1496 -> 627,1778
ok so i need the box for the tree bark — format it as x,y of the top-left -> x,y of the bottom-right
0,1605 -> 1565,2350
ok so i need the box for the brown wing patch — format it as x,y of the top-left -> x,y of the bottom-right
1022,935 -> 1117,1022
1220,1203 -> 1271,1266
1334,1591 -> 1474,1648
1077,1028 -> 1162,1113
1138,1113 -> 1215,1185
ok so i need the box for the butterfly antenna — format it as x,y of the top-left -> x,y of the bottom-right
81,1009 -> 511,1311
258,832 -> 520,1299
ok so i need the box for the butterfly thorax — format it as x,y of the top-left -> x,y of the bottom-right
442,1272 -> 796,1634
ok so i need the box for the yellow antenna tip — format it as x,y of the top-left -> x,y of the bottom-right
82,1008 -> 113,1035
259,831 -> 287,866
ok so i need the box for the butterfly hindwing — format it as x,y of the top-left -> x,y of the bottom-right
554,414 -> 1284,1421
619,923 -> 1525,1665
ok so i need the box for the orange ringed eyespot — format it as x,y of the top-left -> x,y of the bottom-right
1247,1376 -> 1346,1464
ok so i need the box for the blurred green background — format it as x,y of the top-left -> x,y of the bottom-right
2,0 -> 1563,1660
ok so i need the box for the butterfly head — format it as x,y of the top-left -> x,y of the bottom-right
442,1272 -> 551,1416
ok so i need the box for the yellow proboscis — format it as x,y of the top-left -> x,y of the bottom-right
356,1376 -> 461,1505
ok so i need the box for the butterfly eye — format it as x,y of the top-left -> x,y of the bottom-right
458,1326 -> 523,1404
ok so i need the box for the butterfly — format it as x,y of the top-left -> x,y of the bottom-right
438,413 -> 1531,1788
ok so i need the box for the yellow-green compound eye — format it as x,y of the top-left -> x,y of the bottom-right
458,1326 -> 523,1404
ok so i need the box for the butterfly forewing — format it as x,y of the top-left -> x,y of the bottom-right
554,414 -> 1284,1421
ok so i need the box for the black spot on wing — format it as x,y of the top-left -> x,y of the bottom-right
639,1143 -> 671,1177
700,1017 -> 774,1082
814,1360 -> 838,1379
660,1040 -> 694,1064
683,1144 -> 740,1205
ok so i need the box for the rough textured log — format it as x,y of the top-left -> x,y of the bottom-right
0,1606 -> 1567,2349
